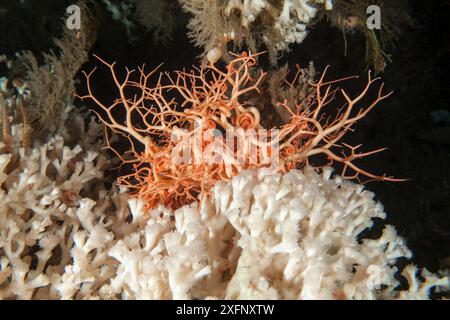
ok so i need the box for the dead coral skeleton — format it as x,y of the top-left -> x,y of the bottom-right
80,52 -> 401,212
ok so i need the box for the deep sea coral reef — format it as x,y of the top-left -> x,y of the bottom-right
0,0 -> 447,301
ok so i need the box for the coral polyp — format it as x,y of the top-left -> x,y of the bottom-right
80,52 -> 399,211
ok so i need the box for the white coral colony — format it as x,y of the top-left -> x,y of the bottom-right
224,0 -> 334,50
0,128 -> 448,299
181,0 -> 334,64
